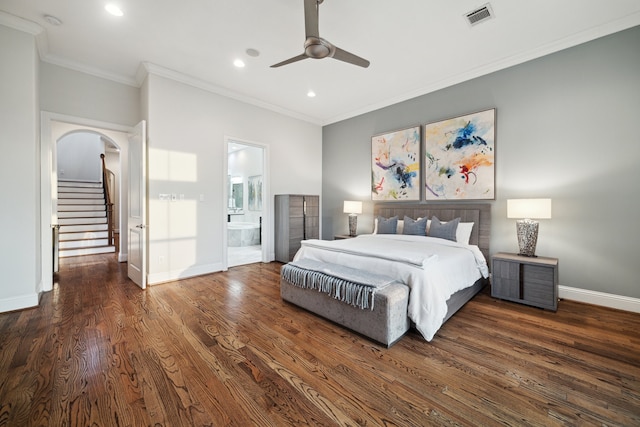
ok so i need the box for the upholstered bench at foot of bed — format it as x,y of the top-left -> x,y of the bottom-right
280,275 -> 410,347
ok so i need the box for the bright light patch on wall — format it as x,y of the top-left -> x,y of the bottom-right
149,148 -> 197,182
105,4 -> 124,16
307,91 -> 316,98
233,59 -> 245,68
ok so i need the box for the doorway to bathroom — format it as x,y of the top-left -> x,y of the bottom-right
226,139 -> 267,267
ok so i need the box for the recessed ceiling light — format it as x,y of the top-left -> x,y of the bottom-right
246,48 -> 260,57
105,4 -> 124,17
307,91 -> 316,98
233,59 -> 245,68
43,15 -> 63,26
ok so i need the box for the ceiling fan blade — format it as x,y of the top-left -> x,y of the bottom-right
331,46 -> 370,68
270,53 -> 309,68
304,0 -> 320,38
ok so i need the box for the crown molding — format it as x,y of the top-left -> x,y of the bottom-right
139,62 -> 322,125
0,11 -> 43,35
41,53 -> 139,87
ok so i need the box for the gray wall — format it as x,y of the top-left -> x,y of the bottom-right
322,26 -> 640,299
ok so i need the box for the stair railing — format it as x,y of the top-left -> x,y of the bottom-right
100,154 -> 115,246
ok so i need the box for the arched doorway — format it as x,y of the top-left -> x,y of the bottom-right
55,130 -> 120,260
40,112 -> 133,292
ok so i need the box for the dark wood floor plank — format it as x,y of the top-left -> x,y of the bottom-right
0,255 -> 638,426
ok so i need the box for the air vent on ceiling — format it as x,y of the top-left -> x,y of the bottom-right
465,3 -> 494,26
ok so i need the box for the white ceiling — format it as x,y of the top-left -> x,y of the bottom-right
2,0 -> 639,125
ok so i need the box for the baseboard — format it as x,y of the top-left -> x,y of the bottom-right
559,285 -> 640,313
118,252 -> 127,262
147,262 -> 225,285
0,293 -> 39,313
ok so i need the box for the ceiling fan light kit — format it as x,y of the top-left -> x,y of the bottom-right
271,0 -> 370,68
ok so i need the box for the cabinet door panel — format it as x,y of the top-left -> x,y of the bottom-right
522,281 -> 554,307
289,218 -> 304,239
493,277 -> 520,299
522,264 -> 553,283
492,260 -> 520,299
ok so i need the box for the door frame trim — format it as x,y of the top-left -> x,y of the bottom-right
223,136 -> 271,270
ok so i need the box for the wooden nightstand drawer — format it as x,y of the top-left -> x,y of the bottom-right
491,252 -> 558,311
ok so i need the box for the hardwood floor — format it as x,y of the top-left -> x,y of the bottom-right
1,255 -> 638,426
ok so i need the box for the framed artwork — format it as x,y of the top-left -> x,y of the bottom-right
371,126 -> 421,201
248,175 -> 262,211
424,108 -> 495,200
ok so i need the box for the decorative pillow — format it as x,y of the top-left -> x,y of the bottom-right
428,216 -> 460,241
402,216 -> 428,236
373,218 -> 403,234
376,216 -> 398,234
427,219 -> 474,244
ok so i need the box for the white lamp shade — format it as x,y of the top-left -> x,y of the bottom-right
343,200 -> 362,214
507,199 -> 552,219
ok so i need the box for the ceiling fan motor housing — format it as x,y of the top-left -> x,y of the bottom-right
304,37 -> 335,59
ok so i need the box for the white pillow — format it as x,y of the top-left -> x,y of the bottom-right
427,219 -> 474,244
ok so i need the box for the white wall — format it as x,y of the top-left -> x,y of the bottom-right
144,73 -> 322,284
40,61 -> 140,126
57,132 -> 103,182
0,24 -> 40,311
322,26 -> 640,304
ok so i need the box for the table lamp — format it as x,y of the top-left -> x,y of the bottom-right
507,198 -> 552,257
343,201 -> 362,237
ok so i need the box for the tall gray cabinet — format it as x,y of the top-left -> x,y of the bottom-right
274,194 -> 319,262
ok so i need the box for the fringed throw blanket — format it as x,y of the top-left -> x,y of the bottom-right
281,259 -> 396,310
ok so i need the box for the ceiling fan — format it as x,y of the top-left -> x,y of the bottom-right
271,0 -> 370,68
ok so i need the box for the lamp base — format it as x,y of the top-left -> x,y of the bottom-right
348,214 -> 357,237
516,219 -> 539,257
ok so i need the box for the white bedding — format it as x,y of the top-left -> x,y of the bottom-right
293,234 -> 489,341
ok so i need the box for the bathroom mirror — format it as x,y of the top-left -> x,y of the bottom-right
229,176 -> 243,211
232,183 -> 243,209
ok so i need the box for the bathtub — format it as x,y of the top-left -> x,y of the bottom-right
228,222 -> 261,247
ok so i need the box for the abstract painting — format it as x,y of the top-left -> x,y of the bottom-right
371,126 -> 421,201
424,109 -> 495,200
248,175 -> 262,211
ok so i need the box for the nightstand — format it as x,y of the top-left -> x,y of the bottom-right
334,234 -> 356,240
491,252 -> 558,311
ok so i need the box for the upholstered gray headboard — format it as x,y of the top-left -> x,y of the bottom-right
373,203 -> 491,262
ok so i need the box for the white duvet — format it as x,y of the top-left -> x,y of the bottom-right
293,234 -> 489,341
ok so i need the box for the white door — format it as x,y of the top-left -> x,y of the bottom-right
128,121 -> 147,289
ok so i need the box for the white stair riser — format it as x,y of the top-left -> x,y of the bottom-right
58,217 -> 107,225
59,224 -> 108,233
58,199 -> 104,205
58,187 -> 104,194
60,231 -> 109,241
58,181 -> 102,188
59,246 -> 115,258
60,238 -> 110,249
58,211 -> 106,218
58,193 -> 103,199
58,205 -> 106,212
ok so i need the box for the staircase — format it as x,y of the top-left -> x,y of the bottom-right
57,181 -> 115,257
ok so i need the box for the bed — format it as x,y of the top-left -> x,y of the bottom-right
281,203 -> 491,344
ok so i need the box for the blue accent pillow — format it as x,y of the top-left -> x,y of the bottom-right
376,216 -> 398,234
402,216 -> 427,236
428,216 -> 460,241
